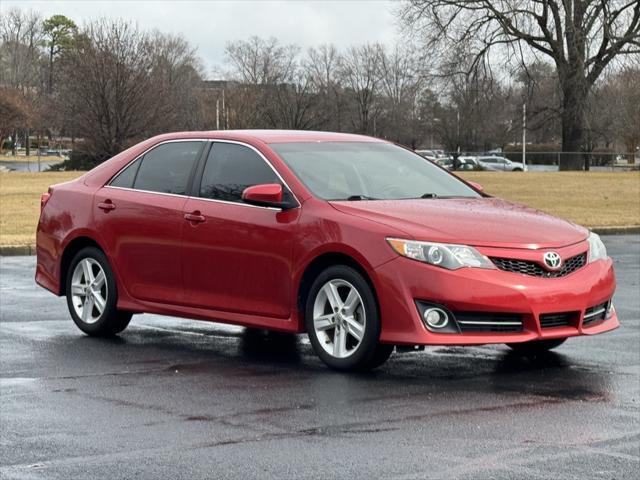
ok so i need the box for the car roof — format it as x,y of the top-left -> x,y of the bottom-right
154,130 -> 387,144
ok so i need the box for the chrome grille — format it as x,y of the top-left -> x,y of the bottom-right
490,252 -> 586,278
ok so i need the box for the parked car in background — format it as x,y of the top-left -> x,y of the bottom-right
36,130 -> 617,371
434,156 -> 483,171
477,156 -> 527,171
435,157 -> 454,169
457,156 -> 484,171
415,149 -> 438,161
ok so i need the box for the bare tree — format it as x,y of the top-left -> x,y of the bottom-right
0,87 -> 31,151
148,32 -> 204,131
340,44 -> 382,134
597,59 -> 640,161
265,77 -> 319,129
0,8 -> 43,91
0,9 -> 44,155
305,44 -> 347,130
225,37 -> 318,129
400,0 -> 640,169
515,60 -> 562,144
225,36 -> 297,85
616,65 -> 640,162
57,19 -> 203,164
377,44 -> 426,146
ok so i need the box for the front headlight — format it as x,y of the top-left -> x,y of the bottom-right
587,232 -> 608,263
387,238 -> 495,270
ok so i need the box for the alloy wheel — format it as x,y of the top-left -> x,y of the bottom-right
70,258 -> 108,324
312,279 -> 366,358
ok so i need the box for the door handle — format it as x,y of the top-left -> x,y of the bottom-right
98,200 -> 116,211
184,211 -> 205,223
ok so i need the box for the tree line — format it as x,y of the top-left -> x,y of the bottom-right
1,3 -> 638,170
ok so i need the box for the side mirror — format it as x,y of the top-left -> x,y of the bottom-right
468,181 -> 484,192
242,183 -> 293,209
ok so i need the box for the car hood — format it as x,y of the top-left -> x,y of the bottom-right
330,197 -> 588,249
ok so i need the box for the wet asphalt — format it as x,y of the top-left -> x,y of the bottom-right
1,235 -> 638,479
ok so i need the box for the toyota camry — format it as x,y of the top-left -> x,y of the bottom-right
36,130 -> 618,371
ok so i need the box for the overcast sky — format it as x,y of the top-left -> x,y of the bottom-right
2,0 -> 400,76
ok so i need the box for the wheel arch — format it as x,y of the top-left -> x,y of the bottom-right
296,251 -> 381,332
58,235 -> 106,296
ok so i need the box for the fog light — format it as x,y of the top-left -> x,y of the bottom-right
423,308 -> 449,329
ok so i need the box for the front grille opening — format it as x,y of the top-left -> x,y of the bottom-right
583,301 -> 609,327
539,311 -> 579,328
491,252 -> 587,278
453,312 -> 523,333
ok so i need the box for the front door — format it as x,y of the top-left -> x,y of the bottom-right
181,142 -> 299,318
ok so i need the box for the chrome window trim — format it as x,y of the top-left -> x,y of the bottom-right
105,137 -> 300,210
185,194 -> 283,211
104,185 -> 283,211
104,185 -> 193,200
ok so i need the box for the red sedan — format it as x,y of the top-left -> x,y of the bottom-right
36,131 -> 618,370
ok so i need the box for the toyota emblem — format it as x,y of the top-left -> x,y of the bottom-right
543,251 -> 562,270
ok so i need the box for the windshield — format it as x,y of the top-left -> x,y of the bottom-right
271,142 -> 481,201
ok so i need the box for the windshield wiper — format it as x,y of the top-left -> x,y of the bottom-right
420,193 -> 438,198
345,195 -> 378,201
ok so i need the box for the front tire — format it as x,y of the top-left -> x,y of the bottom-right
305,265 -> 393,371
507,338 -> 566,354
66,246 -> 132,337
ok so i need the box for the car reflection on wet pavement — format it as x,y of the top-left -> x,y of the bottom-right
1,235 -> 638,479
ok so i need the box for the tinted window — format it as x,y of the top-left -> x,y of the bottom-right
133,142 -> 202,195
110,158 -> 141,188
272,142 -> 479,200
199,143 -> 280,202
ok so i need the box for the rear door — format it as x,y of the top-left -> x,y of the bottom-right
95,140 -> 204,304
181,141 -> 299,318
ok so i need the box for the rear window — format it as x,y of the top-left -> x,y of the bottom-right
110,158 -> 141,188
121,142 -> 203,195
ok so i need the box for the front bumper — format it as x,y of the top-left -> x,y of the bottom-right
374,252 -> 618,346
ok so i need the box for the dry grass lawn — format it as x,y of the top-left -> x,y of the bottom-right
459,171 -> 640,228
0,172 -> 83,246
0,155 -> 63,162
0,171 -> 638,247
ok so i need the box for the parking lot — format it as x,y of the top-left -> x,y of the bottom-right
1,235 -> 638,479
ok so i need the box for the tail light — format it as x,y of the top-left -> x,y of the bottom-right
40,188 -> 52,211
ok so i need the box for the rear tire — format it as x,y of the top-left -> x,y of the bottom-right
66,246 -> 132,337
507,338 -> 566,354
305,265 -> 392,371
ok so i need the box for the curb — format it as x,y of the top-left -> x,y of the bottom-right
2,226 -> 639,257
0,245 -> 36,256
590,226 -> 640,235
